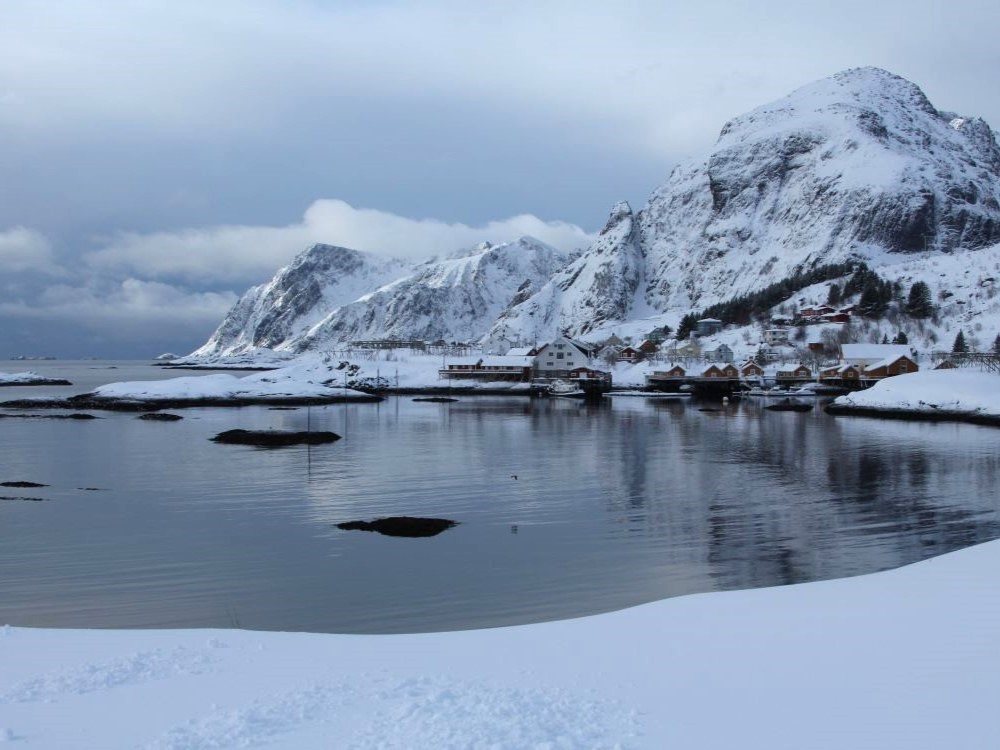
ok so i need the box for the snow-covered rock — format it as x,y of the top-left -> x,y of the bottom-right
88,355 -> 374,403
832,369 -> 1000,417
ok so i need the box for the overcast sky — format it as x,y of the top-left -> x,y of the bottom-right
2,0 -> 999,358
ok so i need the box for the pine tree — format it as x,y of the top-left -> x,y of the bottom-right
826,283 -> 842,306
993,333 -> 1000,355
881,334 -> 889,344
893,331 -> 909,345
859,279 -> 888,318
952,330 -> 968,354
676,313 -> 698,341
906,281 -> 933,318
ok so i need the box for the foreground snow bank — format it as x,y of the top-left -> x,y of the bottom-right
90,355 -> 374,403
3,541 -> 998,749
832,369 -> 1000,417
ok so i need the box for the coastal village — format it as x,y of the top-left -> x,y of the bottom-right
413,299 -> 994,395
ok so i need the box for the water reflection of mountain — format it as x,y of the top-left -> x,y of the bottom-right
594,400 -> 1000,593
6,388 -> 996,633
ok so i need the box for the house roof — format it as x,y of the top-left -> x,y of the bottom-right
477,356 -> 535,367
505,347 -> 535,357
841,344 -> 911,361
865,354 -> 914,371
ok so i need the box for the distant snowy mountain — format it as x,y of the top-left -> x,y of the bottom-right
288,237 -> 571,349
193,238 -> 572,357
192,244 -> 412,357
194,67 -> 1000,357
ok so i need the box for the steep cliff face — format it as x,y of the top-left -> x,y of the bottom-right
637,67 -> 1000,312
499,67 -> 1000,335
192,244 -> 411,357
485,202 -> 645,343
288,237 -> 571,349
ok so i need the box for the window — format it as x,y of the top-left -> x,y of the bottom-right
556,353 -> 564,360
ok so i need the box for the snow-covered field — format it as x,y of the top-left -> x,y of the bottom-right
2,540 -> 997,749
833,368 -> 1000,417
90,356 -> 373,402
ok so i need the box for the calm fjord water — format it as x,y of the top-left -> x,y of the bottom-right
1,361 -> 998,633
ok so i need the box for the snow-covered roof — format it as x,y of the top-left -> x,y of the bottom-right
865,354 -> 913,371
505,347 -> 535,357
478,356 -> 534,368
841,344 -> 911,361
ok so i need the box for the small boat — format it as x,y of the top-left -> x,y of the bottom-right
746,387 -> 796,397
547,379 -> 587,398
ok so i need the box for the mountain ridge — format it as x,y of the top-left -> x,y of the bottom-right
192,67 -> 1000,358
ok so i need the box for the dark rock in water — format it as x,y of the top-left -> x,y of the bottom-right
765,401 -> 813,412
698,407 -> 720,412
412,397 -> 459,403
138,413 -> 183,421
210,429 -> 341,446
65,413 -> 99,420
267,406 -> 299,410
336,516 -> 458,538
0,495 -> 47,502
1,481 -> 49,488
78,487 -> 104,491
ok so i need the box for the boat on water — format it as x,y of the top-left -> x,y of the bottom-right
547,380 -> 588,398
746,386 -> 797,397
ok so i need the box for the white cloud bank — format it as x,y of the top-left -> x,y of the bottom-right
0,279 -> 237,335
0,226 -> 63,275
85,199 -> 595,285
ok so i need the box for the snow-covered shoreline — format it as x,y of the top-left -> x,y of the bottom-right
0,370 -> 71,387
2,540 -> 998,748
829,369 -> 1000,425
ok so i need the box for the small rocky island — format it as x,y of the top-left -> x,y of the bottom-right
211,429 -> 341,446
336,517 -> 458,538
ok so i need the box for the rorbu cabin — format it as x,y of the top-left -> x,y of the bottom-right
773,363 -> 812,384
700,363 -> 738,379
862,354 -> 918,380
618,346 -> 641,363
820,363 -> 861,383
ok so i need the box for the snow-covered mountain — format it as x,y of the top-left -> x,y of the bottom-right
288,237 -> 570,349
486,201 -> 647,343
191,244 -> 412,357
194,67 -> 1000,357
193,238 -> 572,357
489,67 -> 1000,342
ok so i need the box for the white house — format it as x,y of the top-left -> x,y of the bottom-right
534,337 -> 595,375
763,328 -> 790,346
